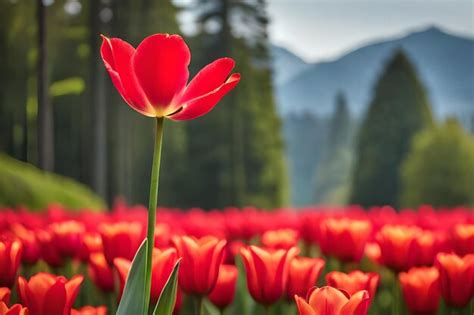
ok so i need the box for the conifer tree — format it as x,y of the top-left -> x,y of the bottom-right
350,50 -> 433,207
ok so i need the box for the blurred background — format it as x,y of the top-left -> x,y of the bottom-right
0,0 -> 473,211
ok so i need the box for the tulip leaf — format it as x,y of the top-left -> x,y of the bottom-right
152,259 -> 181,315
116,239 -> 148,315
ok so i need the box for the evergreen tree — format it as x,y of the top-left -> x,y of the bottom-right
184,0 -> 287,209
401,119 -> 474,207
350,50 -> 433,208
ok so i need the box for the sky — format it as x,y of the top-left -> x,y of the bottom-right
266,0 -> 474,62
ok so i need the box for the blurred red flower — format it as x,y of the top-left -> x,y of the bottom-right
0,302 -> 28,315
261,229 -> 299,250
208,264 -> 238,310
49,220 -> 85,259
71,306 -> 107,315
435,252 -> 474,308
240,245 -> 298,305
10,224 -> 40,265
0,238 -> 22,288
451,224 -> 474,256
100,34 -> 240,120
99,222 -> 142,265
399,267 -> 441,315
286,257 -> 325,300
376,225 -> 420,271
319,218 -> 371,262
0,287 -> 10,304
294,286 -> 370,315
326,271 -> 379,302
17,273 -> 83,315
173,236 -> 226,295
88,253 -> 115,293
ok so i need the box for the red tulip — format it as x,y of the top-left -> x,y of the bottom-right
364,242 -> 381,264
435,252 -> 474,308
399,267 -> 441,315
319,218 -> 371,262
114,248 -> 178,303
240,245 -> 298,305
0,302 -> 28,315
49,220 -> 85,258
208,264 -> 238,310
0,238 -> 22,287
173,236 -> 226,295
326,271 -> 379,302
286,257 -> 325,300
0,287 -> 10,304
261,229 -> 299,250
99,222 -> 142,265
11,224 -> 40,265
78,232 -> 103,262
100,34 -> 240,120
37,230 -> 63,267
376,225 -> 420,271
452,224 -> 474,256
71,306 -> 107,315
17,273 -> 83,315
294,286 -> 370,315
88,253 -> 115,292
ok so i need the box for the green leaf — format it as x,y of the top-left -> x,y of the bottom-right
116,239 -> 148,315
152,259 -> 181,315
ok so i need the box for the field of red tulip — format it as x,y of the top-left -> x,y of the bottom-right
0,204 -> 473,315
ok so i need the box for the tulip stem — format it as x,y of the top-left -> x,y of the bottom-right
193,295 -> 204,315
144,117 -> 165,313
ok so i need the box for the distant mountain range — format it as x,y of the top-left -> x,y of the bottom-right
272,27 -> 474,124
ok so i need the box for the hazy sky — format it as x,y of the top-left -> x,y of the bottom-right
267,0 -> 474,62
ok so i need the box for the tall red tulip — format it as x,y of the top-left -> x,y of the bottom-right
0,238 -> 22,287
114,247 -> 178,303
88,253 -> 115,292
286,257 -> 325,300
0,302 -> 28,315
100,34 -> 240,120
17,273 -> 83,315
173,236 -> 226,295
71,306 -> 107,315
294,286 -> 370,315
319,218 -> 371,262
399,267 -> 441,315
240,245 -> 298,305
376,225 -> 420,271
435,252 -> 474,308
208,264 -> 238,310
326,271 -> 379,302
49,220 -> 85,258
98,222 -> 142,265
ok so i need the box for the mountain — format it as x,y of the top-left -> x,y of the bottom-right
273,27 -> 474,125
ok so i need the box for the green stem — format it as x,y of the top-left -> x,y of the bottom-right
144,117 -> 165,313
194,295 -> 204,315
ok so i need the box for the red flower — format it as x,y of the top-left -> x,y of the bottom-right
71,306 -> 107,315
0,238 -> 22,287
208,264 -> 238,310
240,245 -> 298,305
37,230 -> 63,267
376,225 -> 420,272
451,224 -> 474,256
114,248 -> 178,304
286,257 -> 325,300
88,253 -> 115,292
0,287 -> 10,304
0,302 -> 28,315
261,229 -> 299,250
435,252 -> 474,308
173,236 -> 226,295
78,232 -> 103,262
98,222 -> 142,265
17,273 -> 83,315
100,34 -> 240,120
319,218 -> 371,262
326,271 -> 379,302
11,224 -> 40,265
399,267 -> 441,315
294,286 -> 370,315
49,220 -> 85,259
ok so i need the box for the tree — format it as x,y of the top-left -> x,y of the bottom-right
350,50 -> 433,208
400,119 -> 474,207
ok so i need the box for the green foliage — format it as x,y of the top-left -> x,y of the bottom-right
350,51 -> 433,208
400,119 -> 474,207
0,153 -> 105,211
153,260 -> 180,315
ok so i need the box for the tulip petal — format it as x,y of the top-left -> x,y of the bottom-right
169,73 -> 240,121
295,295 -> 317,315
308,286 -> 348,315
100,36 -> 154,116
179,58 -> 236,103
43,280 -> 67,315
134,34 -> 190,115
340,290 -> 370,315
